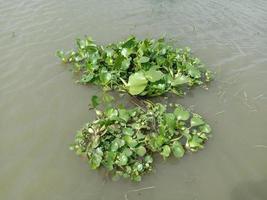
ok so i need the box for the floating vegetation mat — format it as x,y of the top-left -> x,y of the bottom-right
70,98 -> 211,181
57,36 -> 212,96
58,36 -> 213,182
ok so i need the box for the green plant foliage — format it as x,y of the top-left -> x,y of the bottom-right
57,36 -> 215,182
57,36 -> 212,96
70,99 -> 211,181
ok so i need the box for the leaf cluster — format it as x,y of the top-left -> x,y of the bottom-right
57,36 -> 212,96
71,100 -> 211,181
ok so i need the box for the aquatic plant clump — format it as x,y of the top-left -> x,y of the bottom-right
70,101 -> 211,181
57,36 -> 214,182
57,36 -> 212,96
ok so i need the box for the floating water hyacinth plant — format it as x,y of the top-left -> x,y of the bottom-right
70,96 -> 211,181
58,36 -> 214,182
57,36 -> 212,96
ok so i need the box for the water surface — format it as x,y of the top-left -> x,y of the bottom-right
1,0 -> 267,199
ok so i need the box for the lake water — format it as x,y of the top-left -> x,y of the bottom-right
1,0 -> 267,199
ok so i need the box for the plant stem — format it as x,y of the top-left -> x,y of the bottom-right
170,135 -> 183,142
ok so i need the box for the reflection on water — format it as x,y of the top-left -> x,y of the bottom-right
1,0 -> 267,199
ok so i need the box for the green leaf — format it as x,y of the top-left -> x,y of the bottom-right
172,75 -> 190,86
199,124 -> 211,133
187,65 -> 201,78
144,155 -> 153,163
139,56 -> 150,63
172,141 -> 184,158
128,71 -> 148,95
110,141 -> 119,152
121,48 -> 133,58
122,148 -> 133,157
89,148 -> 103,169
164,113 -> 176,130
116,153 -> 128,166
155,134 -> 165,148
122,128 -> 134,136
105,48 -> 114,57
56,50 -> 65,61
149,134 -> 166,150
174,107 -> 190,121
105,151 -> 116,170
80,74 -> 94,83
121,36 -> 136,48
134,162 -> 143,171
121,58 -> 131,70
114,55 -> 124,68
161,145 -> 171,158
188,135 -> 203,150
105,108 -> 118,120
99,70 -> 112,84
145,68 -> 164,82
121,48 -> 129,57
132,175 -> 142,182
123,135 -> 138,148
136,146 -> 146,157
102,93 -> 114,103
114,138 -> 125,148
91,95 -> 100,108
191,116 -> 205,127
136,132 -> 145,139
119,109 -> 130,122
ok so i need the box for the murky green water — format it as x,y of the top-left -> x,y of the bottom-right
1,0 -> 267,199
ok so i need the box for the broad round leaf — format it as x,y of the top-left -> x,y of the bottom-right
136,163 -> 143,171
124,135 -> 138,148
161,145 -> 171,158
145,68 -> 164,82
172,141 -> 184,158
136,146 -> 146,157
100,71 -> 112,84
119,109 -> 130,122
128,72 -> 148,95
105,108 -> 118,119
116,153 -> 128,166
123,148 -> 133,157
174,107 -> 190,121
110,141 -> 119,152
190,116 -> 205,127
